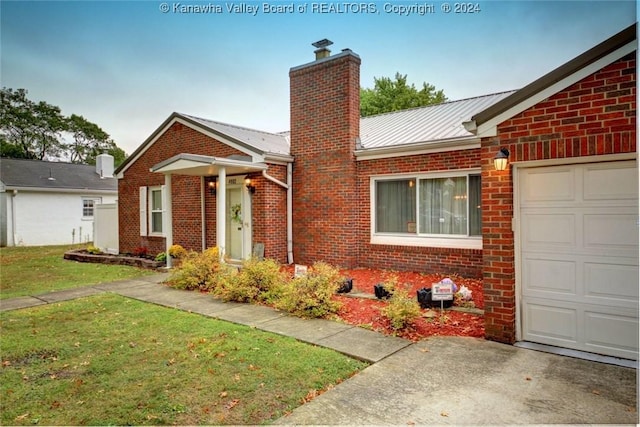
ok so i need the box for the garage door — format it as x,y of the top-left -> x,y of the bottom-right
518,160 -> 638,360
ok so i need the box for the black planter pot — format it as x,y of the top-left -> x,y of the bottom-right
417,287 -> 453,309
337,278 -> 353,294
374,283 -> 392,299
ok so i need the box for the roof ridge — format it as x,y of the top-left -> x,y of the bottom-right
361,90 -> 519,120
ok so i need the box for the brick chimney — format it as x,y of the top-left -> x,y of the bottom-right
289,41 -> 361,267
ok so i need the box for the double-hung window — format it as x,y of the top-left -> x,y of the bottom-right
82,198 -> 100,219
372,170 -> 481,249
139,186 -> 165,236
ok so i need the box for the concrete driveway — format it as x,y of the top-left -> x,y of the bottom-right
275,336 -> 638,425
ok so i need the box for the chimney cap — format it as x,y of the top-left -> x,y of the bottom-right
312,39 -> 333,49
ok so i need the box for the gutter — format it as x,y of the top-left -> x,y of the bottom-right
354,137 -> 480,160
262,168 -> 294,264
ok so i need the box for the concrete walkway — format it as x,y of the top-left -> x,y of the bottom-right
1,275 -> 637,425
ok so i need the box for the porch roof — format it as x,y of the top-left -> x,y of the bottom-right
150,153 -> 267,176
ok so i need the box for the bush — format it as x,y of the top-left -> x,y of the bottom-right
155,252 -> 167,262
215,257 -> 286,303
274,261 -> 343,318
381,275 -> 421,330
132,246 -> 149,257
168,244 -> 187,259
166,247 -> 234,292
86,245 -> 101,255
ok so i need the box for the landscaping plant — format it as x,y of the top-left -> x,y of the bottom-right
215,257 -> 286,304
380,275 -> 421,330
274,261 -> 343,318
166,247 -> 235,292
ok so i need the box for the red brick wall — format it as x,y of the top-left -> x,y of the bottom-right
356,149 -> 483,277
481,54 -> 636,344
290,51 -> 361,268
118,121 -> 289,261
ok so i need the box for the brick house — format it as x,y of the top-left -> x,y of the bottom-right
115,24 -> 637,360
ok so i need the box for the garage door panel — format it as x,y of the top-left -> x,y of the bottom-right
518,160 -> 639,360
519,167 -> 575,205
584,310 -> 639,359
522,257 -> 576,294
523,301 -> 577,343
521,213 -> 576,247
583,213 -> 639,250
584,260 -> 639,306
584,162 -> 638,201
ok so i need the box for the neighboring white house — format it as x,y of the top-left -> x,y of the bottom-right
0,154 -> 117,246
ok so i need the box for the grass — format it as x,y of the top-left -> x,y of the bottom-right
1,294 -> 368,425
0,245 -> 155,299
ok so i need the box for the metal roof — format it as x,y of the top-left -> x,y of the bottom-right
182,114 -> 291,156
0,158 -> 117,192
359,91 -> 516,149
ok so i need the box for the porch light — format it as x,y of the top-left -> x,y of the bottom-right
494,148 -> 510,171
206,176 -> 217,195
245,178 -> 256,194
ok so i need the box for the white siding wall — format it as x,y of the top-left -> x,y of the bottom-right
8,191 -> 117,246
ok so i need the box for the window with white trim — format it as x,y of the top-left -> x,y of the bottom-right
372,171 -> 481,248
149,187 -> 163,234
82,198 -> 101,219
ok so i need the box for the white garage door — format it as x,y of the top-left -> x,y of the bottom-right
518,160 -> 638,360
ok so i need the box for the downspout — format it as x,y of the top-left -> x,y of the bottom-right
10,190 -> 17,246
262,167 -> 294,264
201,177 -> 206,251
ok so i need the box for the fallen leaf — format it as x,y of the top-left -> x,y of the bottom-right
225,399 -> 240,410
592,389 -> 600,395
525,376 -> 532,381
14,413 -> 29,422
219,391 -> 228,398
2,360 -> 11,367
440,411 -> 448,417
419,348 -> 430,353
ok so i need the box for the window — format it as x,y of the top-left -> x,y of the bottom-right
372,171 -> 481,249
150,187 -> 163,234
140,186 -> 165,236
82,198 -> 101,219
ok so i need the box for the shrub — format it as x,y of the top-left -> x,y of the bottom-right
274,261 -> 343,318
381,275 -> 421,330
166,247 -> 234,292
155,252 -> 167,263
168,244 -> 187,259
215,257 -> 286,303
132,246 -> 148,257
86,245 -> 101,255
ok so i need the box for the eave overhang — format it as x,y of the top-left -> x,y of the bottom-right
150,153 -> 268,176
355,136 -> 480,161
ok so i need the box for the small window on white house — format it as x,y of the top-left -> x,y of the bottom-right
150,187 -> 163,234
372,171 -> 481,249
82,198 -> 100,219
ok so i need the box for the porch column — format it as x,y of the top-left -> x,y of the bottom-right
216,167 -> 226,261
164,173 -> 173,268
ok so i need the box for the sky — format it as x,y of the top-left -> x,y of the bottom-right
1,0 -> 636,156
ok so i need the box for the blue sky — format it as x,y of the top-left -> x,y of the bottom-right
1,0 -> 636,156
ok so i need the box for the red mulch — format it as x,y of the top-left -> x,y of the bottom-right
285,266 -> 485,342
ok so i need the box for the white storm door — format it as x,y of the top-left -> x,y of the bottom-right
518,160 -> 638,360
226,187 -> 244,261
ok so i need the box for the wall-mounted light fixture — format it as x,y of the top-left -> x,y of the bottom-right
205,176 -> 217,195
494,147 -> 510,171
244,177 -> 256,194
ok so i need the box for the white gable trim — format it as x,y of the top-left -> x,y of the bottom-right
116,115 -> 265,178
469,41 -> 637,138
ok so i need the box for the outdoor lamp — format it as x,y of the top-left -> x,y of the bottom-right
494,148 -> 510,171
245,178 -> 256,194
207,177 -> 217,196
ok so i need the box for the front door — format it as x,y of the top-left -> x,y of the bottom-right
226,186 -> 244,261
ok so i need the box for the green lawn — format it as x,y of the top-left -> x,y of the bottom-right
0,245 -> 155,299
1,294 -> 367,425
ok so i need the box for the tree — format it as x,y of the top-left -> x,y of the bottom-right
0,87 -> 127,166
360,72 -> 447,117
0,88 -> 67,160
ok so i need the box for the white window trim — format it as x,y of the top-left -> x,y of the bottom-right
370,168 -> 482,250
148,185 -> 165,237
81,197 -> 101,220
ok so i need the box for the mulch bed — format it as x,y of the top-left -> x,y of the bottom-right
288,266 -> 486,342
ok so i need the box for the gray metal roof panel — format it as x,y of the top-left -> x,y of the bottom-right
0,158 -> 117,191
181,114 -> 290,156
360,91 -> 516,149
